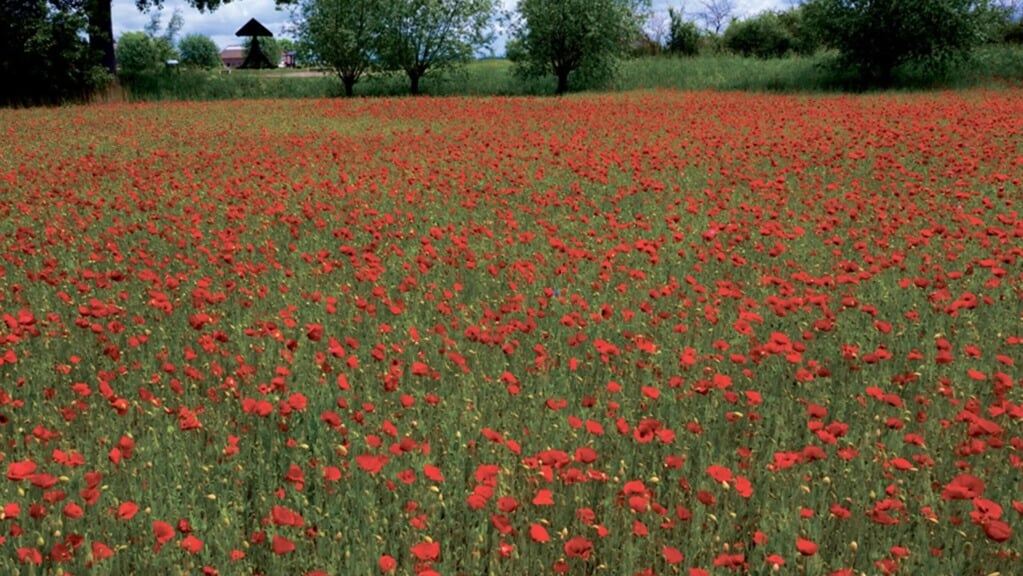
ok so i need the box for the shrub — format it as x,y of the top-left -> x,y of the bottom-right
668,8 -> 702,57
723,11 -> 792,59
179,34 -> 221,69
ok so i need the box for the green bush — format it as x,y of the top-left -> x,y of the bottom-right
179,34 -> 221,69
667,8 -> 701,57
723,12 -> 792,59
116,31 -> 168,77
803,0 -> 988,88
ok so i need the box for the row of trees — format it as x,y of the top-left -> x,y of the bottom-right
294,0 -> 647,95
664,0 -> 1023,86
2,0 -> 1022,105
297,0 -> 1022,94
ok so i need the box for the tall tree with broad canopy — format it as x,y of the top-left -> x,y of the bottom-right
296,0 -> 381,96
510,0 -> 649,95
804,0 -> 994,87
2,0 -> 108,105
374,0 -> 496,95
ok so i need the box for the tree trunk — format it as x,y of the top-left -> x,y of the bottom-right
409,71 -> 421,96
341,75 -> 356,97
86,0 -> 116,75
556,70 -> 569,95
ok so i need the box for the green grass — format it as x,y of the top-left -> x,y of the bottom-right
117,44 -> 1023,101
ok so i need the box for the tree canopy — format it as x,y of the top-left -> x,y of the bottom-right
1,0 -> 109,106
297,0 -> 381,95
375,0 -> 496,95
804,0 -> 992,87
510,0 -> 649,94
179,33 -> 222,69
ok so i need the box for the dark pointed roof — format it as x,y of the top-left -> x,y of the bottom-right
236,18 -> 273,37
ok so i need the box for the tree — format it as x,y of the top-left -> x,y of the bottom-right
668,7 -> 702,55
145,9 -> 183,64
510,0 -> 650,95
804,0 -> 992,87
243,36 -> 283,67
179,33 -> 222,69
296,0 -> 381,95
723,11 -> 792,58
116,9 -> 181,77
116,31 -> 161,76
2,0 -> 109,106
375,0 -> 496,95
698,0 -> 736,34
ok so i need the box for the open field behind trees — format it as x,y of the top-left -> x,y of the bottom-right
111,46 -> 1023,102
1,89 -> 1022,575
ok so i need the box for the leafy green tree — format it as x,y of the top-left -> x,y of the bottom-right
179,33 -> 222,69
510,0 -> 649,94
116,10 -> 181,77
723,11 -> 792,59
1,0 -> 109,106
804,0 -> 992,87
243,36 -> 282,67
375,0 -> 496,95
296,0 -> 381,95
776,5 -> 823,56
116,31 -> 160,76
668,7 -> 702,56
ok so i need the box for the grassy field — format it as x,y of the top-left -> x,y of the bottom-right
114,45 -> 1023,102
1,88 -> 1022,575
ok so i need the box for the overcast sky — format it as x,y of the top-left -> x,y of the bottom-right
112,0 -> 789,55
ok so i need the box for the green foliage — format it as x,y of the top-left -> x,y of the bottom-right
804,0 -> 990,87
118,10 -> 183,78
667,8 -> 702,56
116,31 -> 162,77
776,5 -> 823,56
296,0 -> 381,95
374,0 -> 496,95
723,11 -> 792,59
511,0 -> 650,94
1,0 -> 110,106
243,36 -> 283,67
179,34 -> 222,69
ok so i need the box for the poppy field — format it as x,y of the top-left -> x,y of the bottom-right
0,89 -> 1022,575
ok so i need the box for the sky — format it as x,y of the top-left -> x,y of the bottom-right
112,0 -> 789,56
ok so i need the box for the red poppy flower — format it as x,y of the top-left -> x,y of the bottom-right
533,489 -> 554,506
180,534 -> 203,554
529,523 -> 550,543
796,537 -> 818,556
92,540 -> 115,562
117,501 -> 139,520
983,519 -> 1012,543
410,540 -> 440,561
6,460 -> 36,481
272,535 -> 295,555
563,536 -> 593,559
378,555 -> 397,572
662,545 -> 684,564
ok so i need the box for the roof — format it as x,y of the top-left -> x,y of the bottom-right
236,18 -> 273,37
220,47 -> 245,59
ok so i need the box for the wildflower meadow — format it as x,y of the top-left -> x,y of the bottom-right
0,89 -> 1021,575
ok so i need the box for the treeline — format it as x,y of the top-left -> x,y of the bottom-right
3,0 -> 1023,106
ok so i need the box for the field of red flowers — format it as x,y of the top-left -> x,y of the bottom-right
0,89 -> 1021,575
